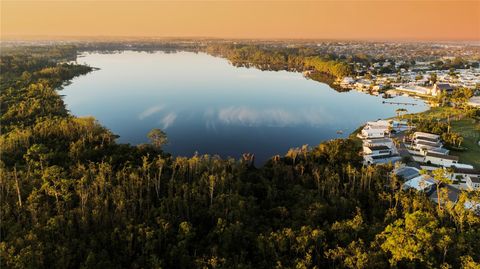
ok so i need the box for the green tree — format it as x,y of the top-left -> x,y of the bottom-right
147,128 -> 168,149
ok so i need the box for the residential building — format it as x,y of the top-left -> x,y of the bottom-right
431,83 -> 454,96
394,166 -> 421,181
466,176 -> 480,191
468,96 -> 480,107
362,138 -> 401,165
429,184 -> 461,205
425,152 -> 459,167
403,175 -> 435,191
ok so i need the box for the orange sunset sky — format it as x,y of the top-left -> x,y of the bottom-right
1,0 -> 479,41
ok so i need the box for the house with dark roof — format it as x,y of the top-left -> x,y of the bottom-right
431,83 -> 454,96
429,184 -> 461,205
394,166 -> 421,181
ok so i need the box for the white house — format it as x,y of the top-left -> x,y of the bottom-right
363,138 -> 396,149
425,152 -> 460,167
396,85 -> 431,96
363,145 -> 394,156
360,121 -> 390,139
391,120 -> 412,132
468,96 -> 480,107
413,132 -> 440,142
403,175 -> 435,191
340,77 -> 355,86
363,139 -> 401,165
466,176 -> 480,191
410,132 -> 446,154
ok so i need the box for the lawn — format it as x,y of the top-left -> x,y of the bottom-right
450,118 -> 480,169
407,106 -> 465,121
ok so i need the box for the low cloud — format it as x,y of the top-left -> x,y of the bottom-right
138,105 -> 164,120
160,112 -> 177,129
215,106 -> 333,127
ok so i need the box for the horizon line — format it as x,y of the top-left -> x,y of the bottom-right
2,35 -> 480,44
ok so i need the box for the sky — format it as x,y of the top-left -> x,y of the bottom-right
1,0 -> 479,41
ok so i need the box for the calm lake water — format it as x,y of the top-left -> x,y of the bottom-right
62,51 -> 428,163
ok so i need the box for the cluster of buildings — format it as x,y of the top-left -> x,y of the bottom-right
406,131 -> 473,169
394,164 -> 479,211
339,66 -> 480,101
358,120 -> 410,165
358,119 -> 479,212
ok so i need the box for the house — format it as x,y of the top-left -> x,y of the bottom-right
414,140 -> 443,151
413,132 -> 440,142
452,167 -> 480,179
363,138 -> 396,149
425,152 -> 459,167
362,138 -> 401,165
396,85 -> 430,96
420,147 -> 449,156
363,145 -> 395,159
466,176 -> 480,191
394,166 -> 421,181
429,184 -> 461,205
403,175 -> 435,191
391,120 -> 412,132
363,154 -> 401,165
359,121 -> 390,139
431,83 -> 454,96
340,77 -> 355,86
468,96 -> 480,107
409,132 -> 447,154
355,79 -> 372,90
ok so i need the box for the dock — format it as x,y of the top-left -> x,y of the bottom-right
382,101 -> 417,106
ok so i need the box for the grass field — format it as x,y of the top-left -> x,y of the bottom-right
407,106 -> 465,121
450,118 -> 480,169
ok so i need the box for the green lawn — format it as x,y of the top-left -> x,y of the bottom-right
450,118 -> 480,169
407,106 -> 465,121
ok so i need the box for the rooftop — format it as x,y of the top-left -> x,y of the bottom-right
413,132 -> 440,139
395,166 -> 421,180
415,136 -> 440,143
368,145 -> 391,151
426,152 -> 459,161
469,176 -> 480,183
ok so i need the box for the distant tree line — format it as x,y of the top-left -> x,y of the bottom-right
204,44 -> 353,78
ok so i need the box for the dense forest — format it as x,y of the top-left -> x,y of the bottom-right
204,44 -> 353,78
1,45 -> 479,268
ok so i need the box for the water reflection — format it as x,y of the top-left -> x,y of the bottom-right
63,51 -> 428,163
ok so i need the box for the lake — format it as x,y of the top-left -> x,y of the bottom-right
62,51 -> 428,163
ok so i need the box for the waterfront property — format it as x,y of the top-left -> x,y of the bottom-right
362,137 -> 401,165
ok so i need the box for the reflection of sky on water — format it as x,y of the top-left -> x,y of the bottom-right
63,51 -> 428,163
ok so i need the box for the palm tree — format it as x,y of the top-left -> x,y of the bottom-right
432,168 -> 452,211
395,108 -> 407,120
